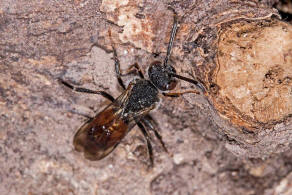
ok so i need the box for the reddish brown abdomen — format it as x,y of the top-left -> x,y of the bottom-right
73,107 -> 128,161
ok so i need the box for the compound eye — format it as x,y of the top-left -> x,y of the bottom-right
166,79 -> 177,90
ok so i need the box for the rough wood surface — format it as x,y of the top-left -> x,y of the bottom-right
1,0 -> 292,194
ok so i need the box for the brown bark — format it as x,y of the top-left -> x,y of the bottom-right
1,0 -> 292,194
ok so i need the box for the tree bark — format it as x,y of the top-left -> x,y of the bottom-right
1,0 -> 292,194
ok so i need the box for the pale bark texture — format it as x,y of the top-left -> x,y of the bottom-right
1,0 -> 292,194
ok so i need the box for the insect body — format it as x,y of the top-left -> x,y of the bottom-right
73,79 -> 159,161
61,13 -> 204,166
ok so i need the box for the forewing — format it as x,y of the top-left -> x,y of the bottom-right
73,99 -> 128,160
73,82 -> 155,161
73,88 -> 140,160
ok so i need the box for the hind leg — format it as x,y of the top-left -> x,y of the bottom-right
137,122 -> 154,167
141,115 -> 168,153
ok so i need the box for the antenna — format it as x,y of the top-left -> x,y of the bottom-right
169,72 -> 206,92
163,12 -> 178,68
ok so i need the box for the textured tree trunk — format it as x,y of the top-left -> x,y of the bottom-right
1,0 -> 292,194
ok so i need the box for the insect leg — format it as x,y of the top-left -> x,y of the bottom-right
120,63 -> 144,79
112,46 -> 127,90
142,115 -> 168,153
137,122 -> 154,167
69,110 -> 93,120
112,47 -> 145,89
109,30 -> 144,89
59,79 -> 115,102
162,90 -> 200,97
108,29 -> 127,90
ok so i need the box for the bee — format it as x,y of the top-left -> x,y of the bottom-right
60,13 -> 205,166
